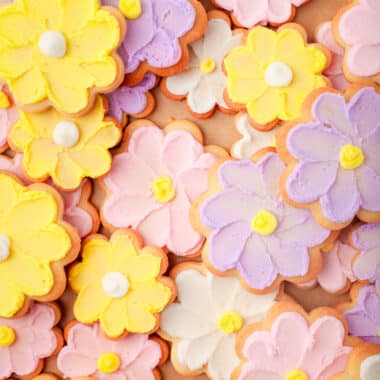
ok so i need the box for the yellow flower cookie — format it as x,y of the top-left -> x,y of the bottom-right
8,96 -> 122,190
0,0 -> 125,114
224,24 -> 330,129
0,172 -> 79,318
69,229 -> 174,338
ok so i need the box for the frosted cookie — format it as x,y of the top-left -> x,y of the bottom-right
69,229 -> 175,338
231,113 -> 278,159
277,86 -> 380,229
103,0 -> 207,86
0,172 -> 79,318
58,321 -> 168,380
161,11 -> 243,118
100,119 -> 228,257
0,303 -> 62,379
333,0 -> 380,85
107,73 -> 156,126
159,263 -> 286,380
0,0 -> 126,115
8,96 -> 122,191
193,150 -> 331,293
212,0 -> 310,28
315,21 -> 349,91
0,85 -> 18,153
224,24 -> 330,130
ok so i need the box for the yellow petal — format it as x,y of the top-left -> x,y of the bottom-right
85,122 -> 121,149
124,301 -> 157,333
23,0 -> 62,30
0,280 -> 25,318
224,46 -> 262,79
61,0 -> 97,36
227,76 -> 267,104
122,255 -> 162,286
52,152 -> 84,190
8,112 -> 35,150
246,27 -> 276,62
0,46 -> 33,80
100,298 -> 128,338
0,173 -> 24,218
81,58 -> 118,88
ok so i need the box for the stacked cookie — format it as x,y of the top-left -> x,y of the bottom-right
0,1 -> 379,380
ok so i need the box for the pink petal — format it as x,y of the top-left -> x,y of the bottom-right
9,346 -> 38,376
68,324 -> 100,359
0,349 -> 12,378
112,335 -> 152,368
317,349 -> 351,380
64,207 -> 93,238
57,348 -> 97,377
260,153 -> 285,199
234,0 -> 267,27
268,0 -> 293,24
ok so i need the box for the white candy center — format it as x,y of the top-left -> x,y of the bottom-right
102,272 -> 130,298
38,31 -> 67,58
53,121 -> 79,148
0,234 -> 10,261
264,62 -> 293,87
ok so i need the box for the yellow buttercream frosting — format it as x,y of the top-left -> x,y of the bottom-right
119,0 -> 142,19
200,58 -> 216,74
252,210 -> 278,236
217,311 -> 243,334
285,369 -> 309,380
0,325 -> 15,347
152,175 -> 176,203
339,144 -> 364,170
97,352 -> 121,374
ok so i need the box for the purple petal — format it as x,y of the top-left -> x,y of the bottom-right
362,126 -> 380,176
356,165 -> 380,212
209,221 -> 252,272
353,248 -> 380,282
352,223 -> 380,250
343,309 -> 379,337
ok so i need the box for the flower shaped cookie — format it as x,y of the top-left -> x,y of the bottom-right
0,173 -> 79,318
197,151 -> 330,292
58,322 -> 165,380
163,13 -> 243,117
0,85 -> 18,153
0,0 -> 125,114
69,229 -> 174,338
224,24 -> 330,129
8,96 -> 121,190
278,87 -> 380,228
234,303 -> 358,380
334,0 -> 380,84
0,303 -> 61,378
101,120 -> 225,257
160,265 -> 278,380
212,0 -> 309,28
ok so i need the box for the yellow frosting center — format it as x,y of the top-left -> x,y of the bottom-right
119,0 -> 142,19
339,144 -> 364,170
285,369 -> 309,380
217,311 -> 243,334
251,210 -> 278,236
97,352 -> 121,374
152,176 -> 176,203
200,58 -> 216,74
0,326 -> 16,347
0,91 -> 10,109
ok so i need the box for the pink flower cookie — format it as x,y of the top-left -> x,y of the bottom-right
315,22 -> 349,91
212,0 -> 310,28
0,154 -> 98,238
0,85 -> 18,153
0,303 -> 62,379
58,322 -> 167,380
100,119 -> 227,256
333,0 -> 380,84
233,302 -> 360,380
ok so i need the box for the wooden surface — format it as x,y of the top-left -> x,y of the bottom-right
46,0 -> 350,378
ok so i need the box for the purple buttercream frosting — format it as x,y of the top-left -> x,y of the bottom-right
103,0 -> 196,73
200,152 -> 330,290
286,87 -> 380,224
343,285 -> 380,344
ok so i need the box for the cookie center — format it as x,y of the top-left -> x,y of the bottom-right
97,352 -> 121,374
38,31 -> 67,58
53,121 -> 80,148
251,210 -> 278,236
339,144 -> 364,170
217,311 -> 243,334
285,369 -> 309,380
0,326 -> 15,347
265,62 -> 293,87
102,272 -> 129,298
200,58 -> 216,74
152,176 -> 176,203
119,0 -> 142,19
0,234 -> 10,262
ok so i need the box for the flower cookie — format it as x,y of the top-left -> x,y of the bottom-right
194,150 -> 331,293
69,229 -> 174,338
107,73 -> 156,126
233,302 -> 360,380
159,263 -> 281,380
277,86 -> 380,229
100,119 -> 227,257
333,0 -> 380,85
339,284 -> 380,345
224,24 -> 330,130
0,0 -> 126,115
8,96 -> 122,191
58,321 -> 168,380
103,0 -> 207,86
0,303 -> 62,379
212,0 -> 310,28
315,21 -> 349,91
161,11 -> 243,118
231,113 -> 278,159
0,85 -> 18,153
0,172 -> 79,318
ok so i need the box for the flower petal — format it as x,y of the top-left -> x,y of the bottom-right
352,223 -> 380,250
343,309 -> 379,338
166,67 -> 201,97
346,44 -> 380,77
0,280 -> 25,318
23,0 -> 62,29
121,255 -> 162,286
58,348 -> 97,377
124,302 -> 157,334
0,173 -> 23,219
362,126 -> 380,176
0,348 -> 12,378
247,88 -> 282,125
51,153 -> 83,190
246,27 -> 276,62
61,0 -> 97,36
100,298 -> 128,338
224,45 -> 263,79
356,165 -> 380,212
353,248 -> 379,283
187,77 -> 217,114
267,0 -> 293,23
0,46 -> 33,80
